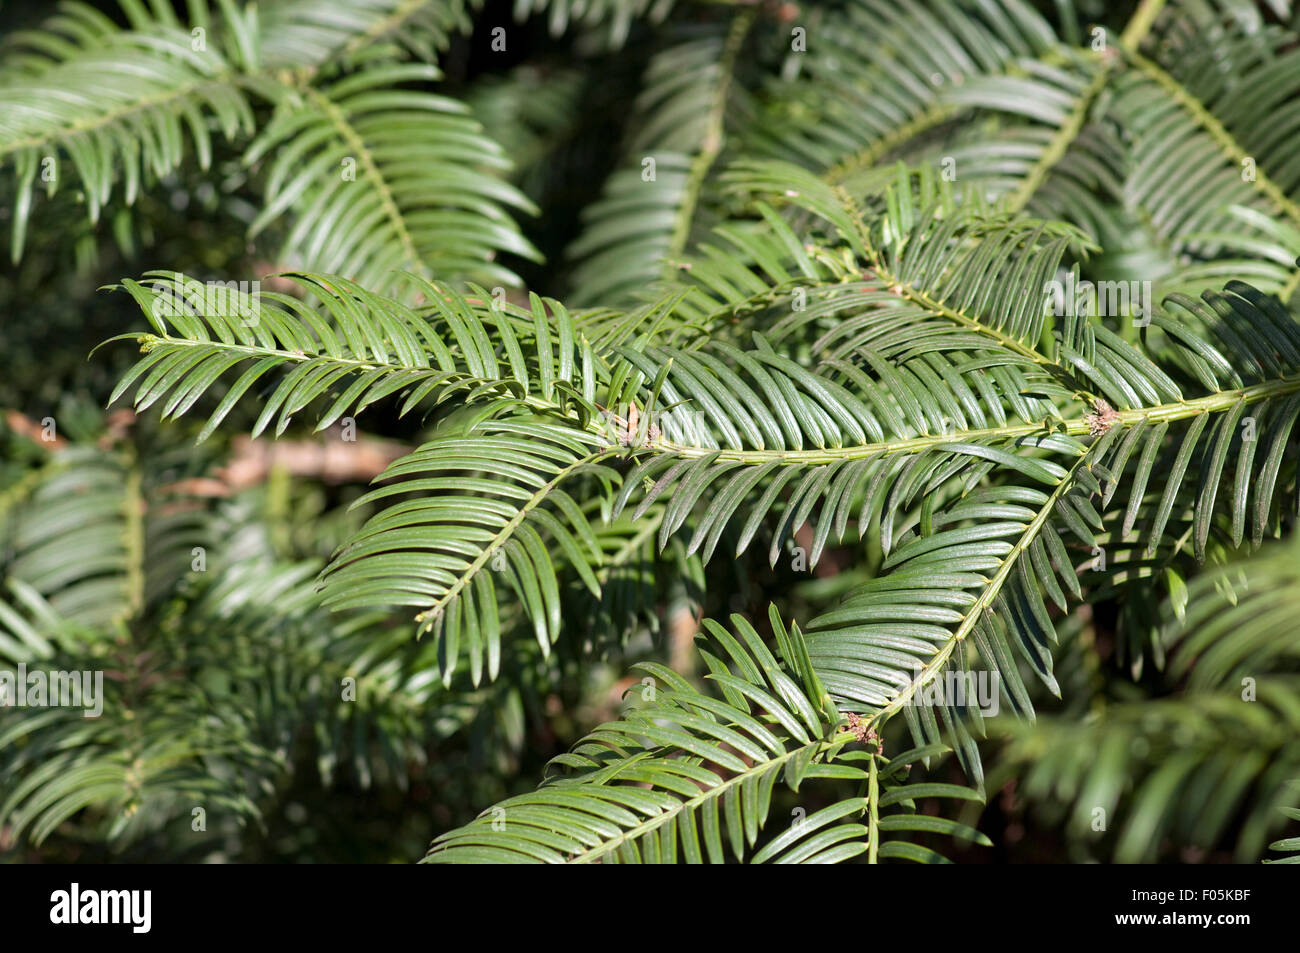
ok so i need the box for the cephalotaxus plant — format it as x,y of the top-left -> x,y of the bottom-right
2,0 -> 1299,863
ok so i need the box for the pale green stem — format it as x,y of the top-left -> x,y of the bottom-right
654,373 -> 1300,464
